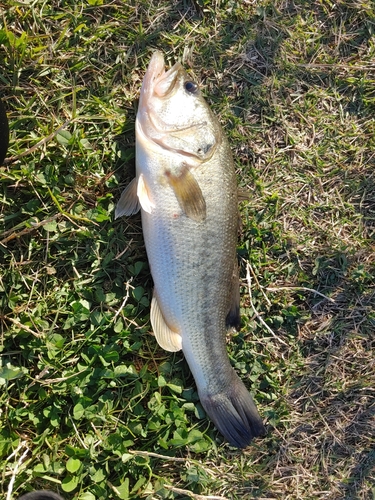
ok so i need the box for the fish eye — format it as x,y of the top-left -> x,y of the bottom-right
184,81 -> 198,94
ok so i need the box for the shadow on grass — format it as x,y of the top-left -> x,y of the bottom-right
283,242 -> 374,498
218,1 -> 375,497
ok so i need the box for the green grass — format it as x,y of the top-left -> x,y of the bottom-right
1,0 -> 375,499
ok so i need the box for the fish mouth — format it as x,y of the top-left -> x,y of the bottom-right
140,51 -> 182,103
137,52 -> 217,161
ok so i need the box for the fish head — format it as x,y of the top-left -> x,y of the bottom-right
137,51 -> 221,163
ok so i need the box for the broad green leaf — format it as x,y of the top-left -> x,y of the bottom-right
132,286 -> 145,302
61,475 -> 80,492
130,476 -> 147,495
121,453 -> 133,464
166,382 -> 182,394
114,318 -> 124,333
102,350 -> 119,363
35,172 -> 47,185
133,261 -> 144,276
73,403 -> 85,420
78,493 -> 96,500
114,364 -> 137,377
0,363 -> 28,385
66,457 -> 82,473
33,463 -> 47,473
90,467 -> 106,483
43,220 -> 58,232
116,478 -> 129,499
56,130 -> 72,145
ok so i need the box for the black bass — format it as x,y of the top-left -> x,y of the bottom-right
116,51 -> 265,447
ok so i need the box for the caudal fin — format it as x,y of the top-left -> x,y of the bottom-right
199,372 -> 265,448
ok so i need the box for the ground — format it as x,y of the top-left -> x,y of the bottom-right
1,1 -> 374,499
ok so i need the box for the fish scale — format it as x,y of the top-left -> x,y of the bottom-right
116,51 -> 265,447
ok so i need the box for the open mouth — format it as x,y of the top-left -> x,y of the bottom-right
141,51 -> 182,99
137,52 -> 218,161
154,61 -> 182,97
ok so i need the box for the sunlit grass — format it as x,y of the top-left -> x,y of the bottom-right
1,0 -> 375,499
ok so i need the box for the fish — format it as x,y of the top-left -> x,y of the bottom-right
116,51 -> 265,448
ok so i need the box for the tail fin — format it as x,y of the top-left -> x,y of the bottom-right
200,371 -> 265,448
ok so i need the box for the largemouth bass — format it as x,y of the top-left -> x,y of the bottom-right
116,51 -> 265,448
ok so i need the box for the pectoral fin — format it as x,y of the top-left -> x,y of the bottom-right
165,165 -> 206,222
115,177 -> 140,219
115,174 -> 154,219
150,295 -> 182,352
137,173 -> 155,214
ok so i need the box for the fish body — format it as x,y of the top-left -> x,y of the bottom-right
116,51 -> 265,447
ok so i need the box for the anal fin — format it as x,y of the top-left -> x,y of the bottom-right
150,294 -> 182,352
